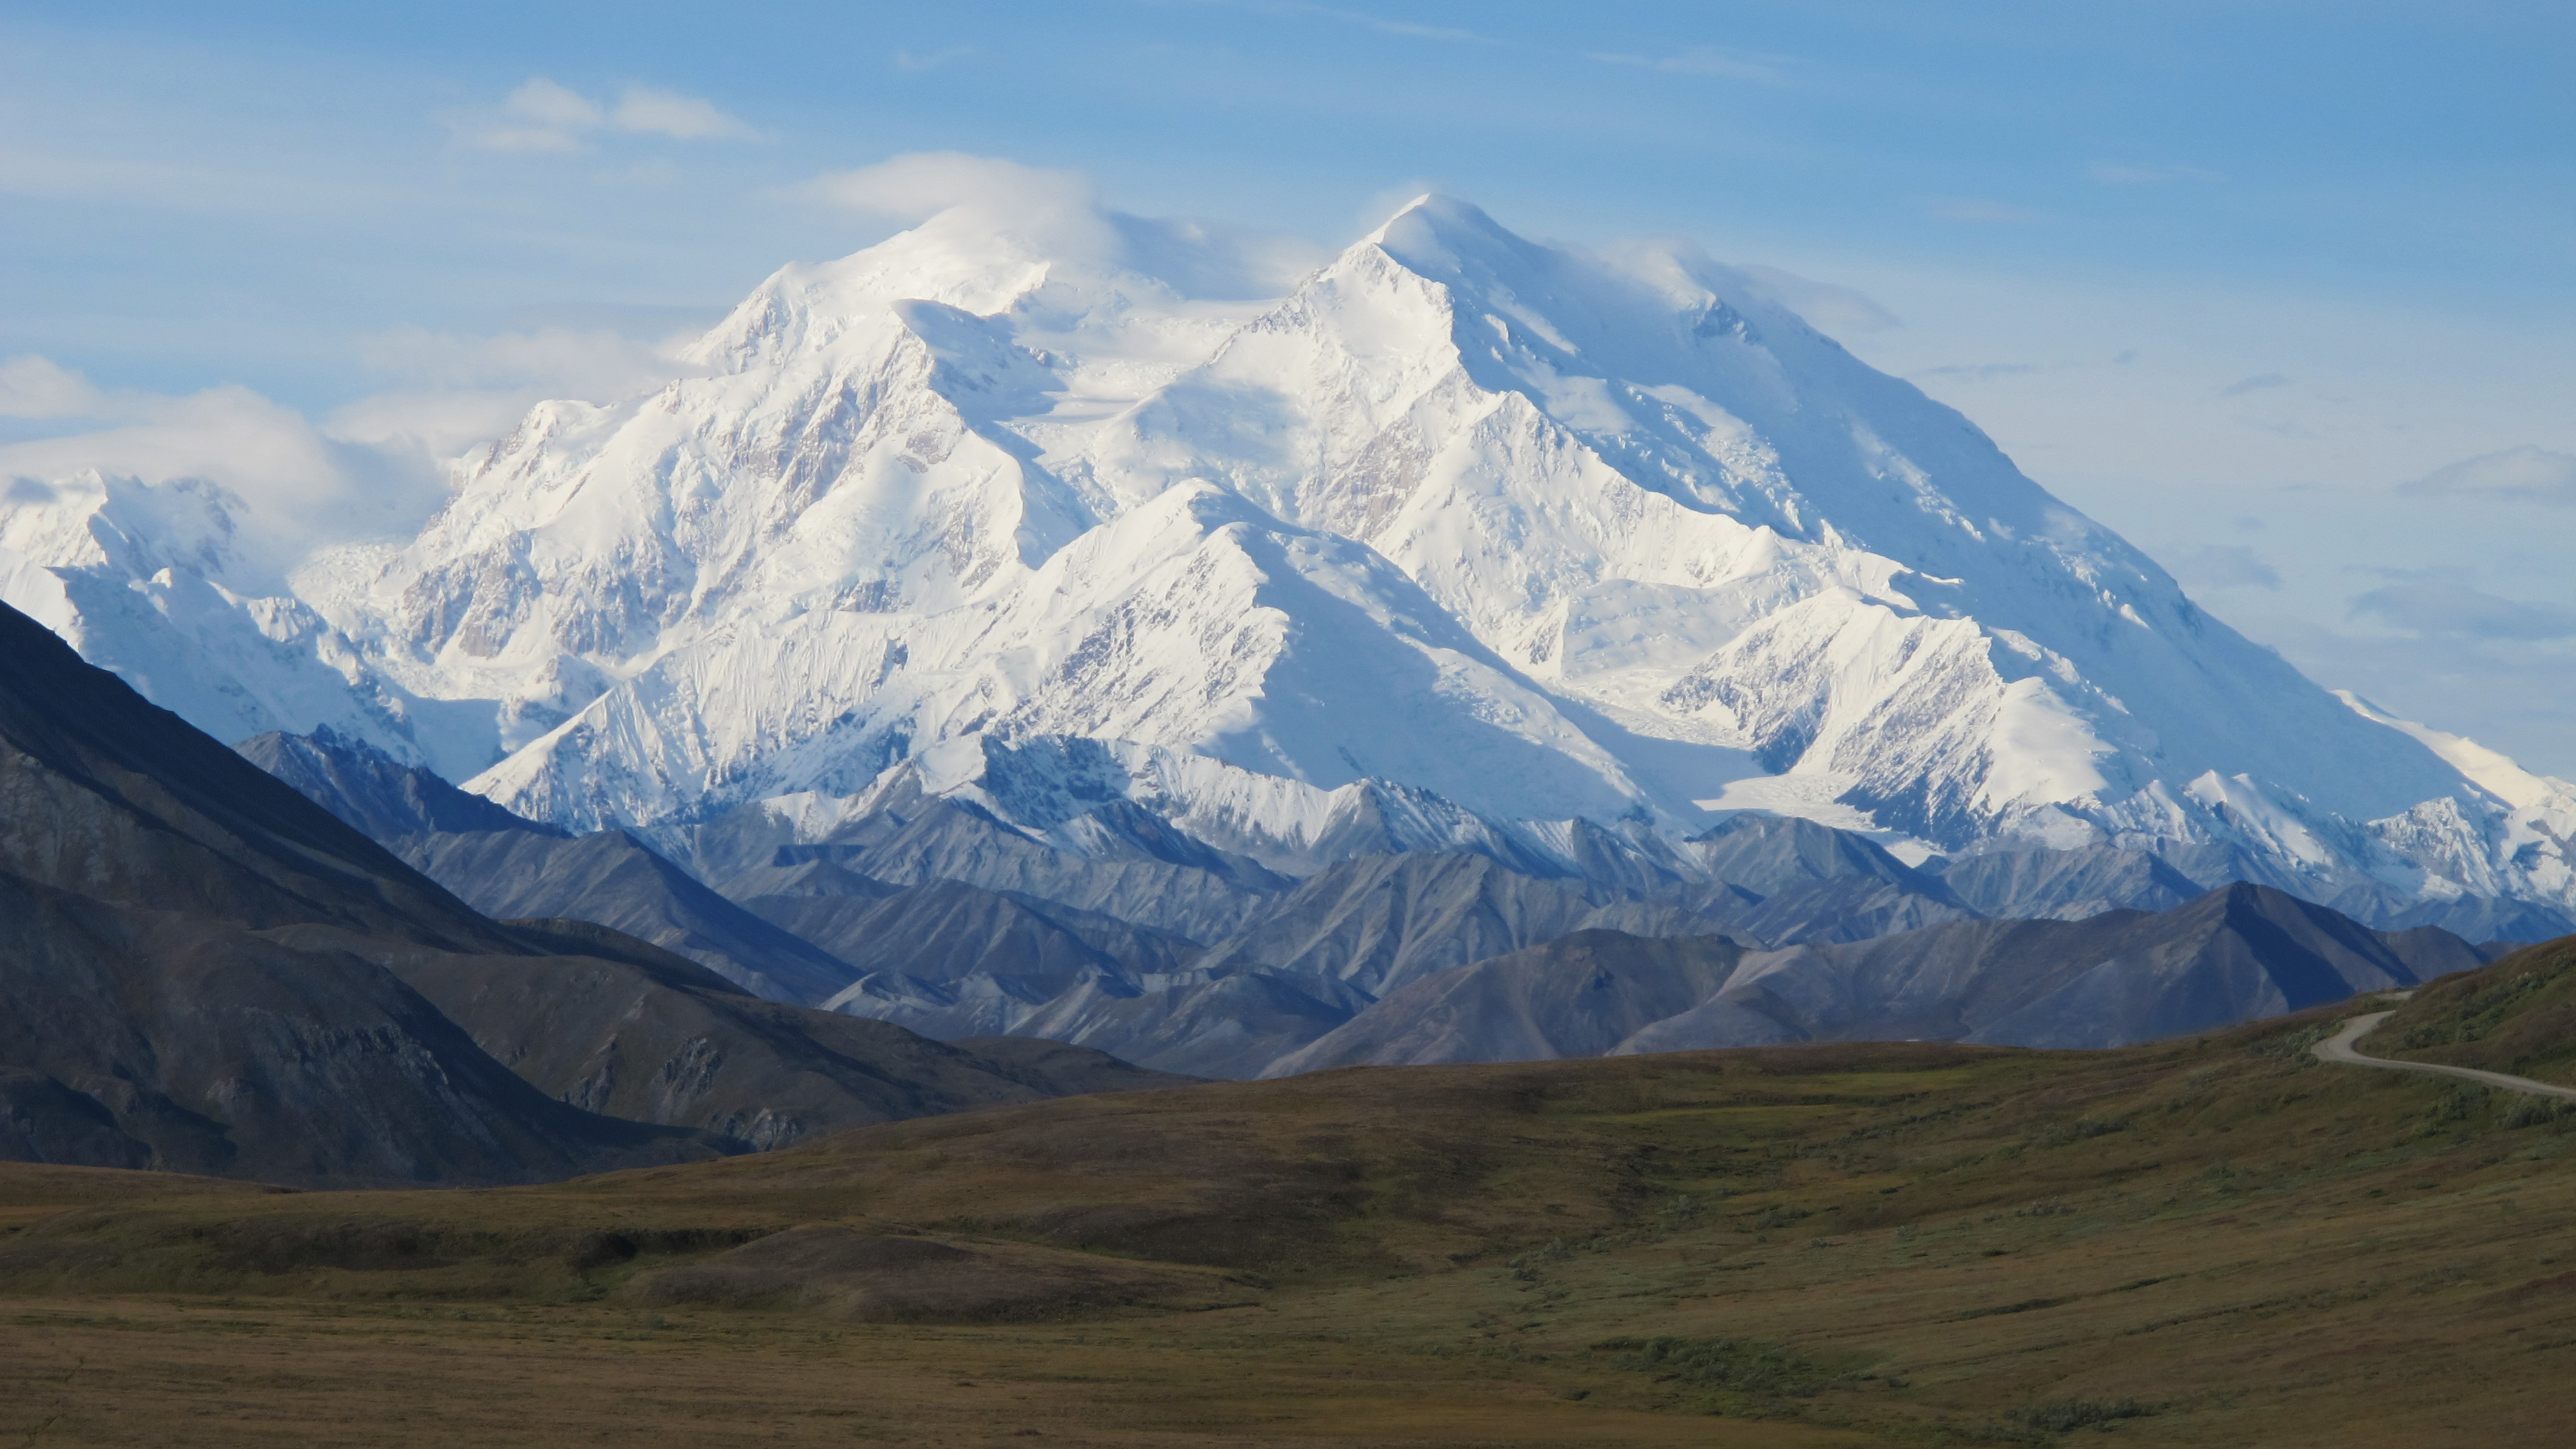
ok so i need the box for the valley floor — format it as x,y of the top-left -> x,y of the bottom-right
6,1006 -> 2576,1447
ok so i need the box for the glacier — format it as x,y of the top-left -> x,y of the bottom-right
5,193 -> 2569,927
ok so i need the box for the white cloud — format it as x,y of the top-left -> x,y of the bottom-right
803,151 -> 1097,225
0,328 -> 696,575
0,377 -> 448,580
329,326 -> 688,458
464,78 -> 762,153
0,354 -> 108,419
505,77 -> 604,129
466,124 -> 590,155
799,153 -> 1321,301
2399,445 -> 2576,506
799,153 -> 1118,266
614,87 -> 764,141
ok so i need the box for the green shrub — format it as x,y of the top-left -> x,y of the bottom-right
2032,1118 -> 2128,1149
2248,1022 -> 2336,1061
2505,1097 -> 2574,1130
2431,1085 -> 2492,1125
2008,1397 -> 2159,1431
1590,1335 -> 1835,1397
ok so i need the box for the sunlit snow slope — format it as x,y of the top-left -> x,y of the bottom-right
6,196 -> 2568,921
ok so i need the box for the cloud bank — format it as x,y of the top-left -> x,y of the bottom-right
2400,445 -> 2576,506
2350,579 -> 2576,641
800,153 -> 1321,299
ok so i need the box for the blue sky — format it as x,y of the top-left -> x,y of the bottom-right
3,1 -> 2571,770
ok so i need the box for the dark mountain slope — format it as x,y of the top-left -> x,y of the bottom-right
737,879 -> 1210,1039
1190,852 -> 1718,1004
294,917 -> 1194,1151
1685,813 -> 1936,898
0,870 -> 709,1185
236,730 -> 858,1004
744,878 -> 1200,989
0,608 -> 1177,1183
945,1033 -> 1208,1094
1677,814 -> 1974,946
404,830 -> 857,1005
686,789 -> 1278,943
1006,971 -> 1354,1080
1929,843 -> 2205,921
237,727 -> 561,842
1244,882 -> 2492,1075
0,604 -> 504,949
1619,883 -> 2488,1055
1265,931 -> 1747,1075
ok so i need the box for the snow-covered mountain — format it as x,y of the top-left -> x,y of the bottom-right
8,195 -> 2570,925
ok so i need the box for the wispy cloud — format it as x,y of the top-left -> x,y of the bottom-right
1587,46 -> 1789,85
1188,1 -> 1495,44
613,88 -> 763,141
2088,161 -> 2223,186
2399,445 -> 2576,507
801,152 -> 1099,225
1915,362 -> 2039,381
2220,371 -> 2290,397
2164,543 -> 2282,592
1734,264 -> 1900,333
2351,579 -> 2576,640
1924,198 -> 2047,225
461,78 -> 766,153
330,326 -> 691,458
0,354 -> 109,419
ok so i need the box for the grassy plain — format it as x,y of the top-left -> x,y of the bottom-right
6,999 -> 2576,1446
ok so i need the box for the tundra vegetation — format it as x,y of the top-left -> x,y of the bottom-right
7,955 -> 2576,1448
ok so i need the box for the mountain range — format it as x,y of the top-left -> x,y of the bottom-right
2,192 -> 2568,1121
1,196 -> 2567,941
233,720 -> 2505,1080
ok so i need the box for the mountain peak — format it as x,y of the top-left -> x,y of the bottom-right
1361,193 -> 1555,290
11,192 -> 2566,931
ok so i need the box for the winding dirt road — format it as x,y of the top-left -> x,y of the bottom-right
2313,1009 -> 2576,1102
